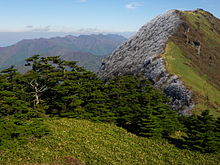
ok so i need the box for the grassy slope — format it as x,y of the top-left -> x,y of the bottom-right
163,42 -> 220,116
0,118 -> 219,165
183,10 -> 220,46
163,10 -> 220,116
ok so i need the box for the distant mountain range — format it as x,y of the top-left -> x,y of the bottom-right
0,32 -> 134,47
0,34 -> 127,72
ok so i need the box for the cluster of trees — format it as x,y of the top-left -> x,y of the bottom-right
179,110 -> 220,153
0,55 -> 219,153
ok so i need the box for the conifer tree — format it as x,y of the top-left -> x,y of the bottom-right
182,110 -> 219,153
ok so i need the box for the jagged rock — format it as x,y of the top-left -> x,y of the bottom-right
99,10 -> 194,114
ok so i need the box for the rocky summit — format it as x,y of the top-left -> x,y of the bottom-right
99,9 -> 220,115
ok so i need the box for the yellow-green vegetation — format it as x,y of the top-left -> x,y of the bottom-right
162,41 -> 220,116
0,118 -> 219,165
163,10 -> 220,116
182,10 -> 220,88
183,10 -> 220,43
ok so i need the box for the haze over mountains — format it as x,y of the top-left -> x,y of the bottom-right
0,32 -> 134,47
0,34 -> 127,72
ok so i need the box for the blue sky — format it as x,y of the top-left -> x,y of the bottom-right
0,0 -> 219,33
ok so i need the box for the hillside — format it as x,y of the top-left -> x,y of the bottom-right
0,53 -> 219,164
165,9 -> 220,115
1,118 -> 219,165
99,9 -> 220,116
0,34 -> 126,72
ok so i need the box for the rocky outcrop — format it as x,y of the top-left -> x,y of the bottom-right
99,10 -> 194,114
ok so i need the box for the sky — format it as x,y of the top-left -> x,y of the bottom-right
0,0 -> 219,46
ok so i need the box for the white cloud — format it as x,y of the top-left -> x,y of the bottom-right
26,25 -> 51,32
125,2 -> 143,9
77,28 -> 100,33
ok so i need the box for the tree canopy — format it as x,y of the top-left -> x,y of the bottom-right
0,55 -> 219,153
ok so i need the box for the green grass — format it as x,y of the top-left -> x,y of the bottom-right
162,42 -> 220,116
0,118 -> 219,164
183,11 -> 220,43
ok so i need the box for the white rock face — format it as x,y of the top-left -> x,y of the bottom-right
99,10 -> 194,114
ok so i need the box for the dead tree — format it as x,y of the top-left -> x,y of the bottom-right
30,79 -> 46,108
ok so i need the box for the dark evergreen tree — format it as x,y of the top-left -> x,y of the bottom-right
181,110 -> 220,153
0,66 -> 31,118
0,64 -> 49,149
105,75 -> 180,138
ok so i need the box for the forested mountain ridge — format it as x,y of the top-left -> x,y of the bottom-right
99,9 -> 220,116
0,34 -> 126,72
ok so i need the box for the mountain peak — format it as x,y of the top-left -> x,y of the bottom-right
99,9 -> 220,115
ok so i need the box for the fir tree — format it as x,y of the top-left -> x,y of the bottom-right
182,110 -> 219,153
